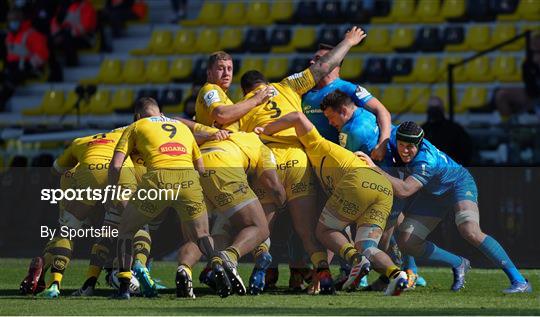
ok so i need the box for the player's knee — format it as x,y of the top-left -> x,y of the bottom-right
458,225 -> 484,245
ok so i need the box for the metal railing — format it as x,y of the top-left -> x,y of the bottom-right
447,30 -> 532,122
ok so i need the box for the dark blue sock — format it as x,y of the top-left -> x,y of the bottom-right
478,235 -> 525,283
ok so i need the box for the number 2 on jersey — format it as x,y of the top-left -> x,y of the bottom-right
161,124 -> 177,138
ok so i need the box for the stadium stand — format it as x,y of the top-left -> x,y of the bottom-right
0,0 -> 539,167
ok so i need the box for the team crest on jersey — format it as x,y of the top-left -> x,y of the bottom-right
159,142 -> 187,156
204,90 -> 220,107
355,85 -> 370,100
87,139 -> 114,146
339,133 -> 348,148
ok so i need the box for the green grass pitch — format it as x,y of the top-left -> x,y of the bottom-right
0,258 -> 538,315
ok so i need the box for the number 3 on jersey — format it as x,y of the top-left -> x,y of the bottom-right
161,123 -> 177,138
268,101 -> 281,118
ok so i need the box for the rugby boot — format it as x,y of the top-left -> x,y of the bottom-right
176,265 -> 195,298
503,279 -> 533,294
20,257 -> 44,295
248,251 -> 272,295
219,251 -> 246,296
451,257 -> 470,291
384,271 -> 408,296
342,256 -> 370,291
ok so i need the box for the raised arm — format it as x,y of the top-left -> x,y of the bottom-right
309,26 -> 367,83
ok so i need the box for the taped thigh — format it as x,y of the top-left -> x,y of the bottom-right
455,209 -> 480,226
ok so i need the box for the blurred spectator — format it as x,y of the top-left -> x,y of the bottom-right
495,32 -> 540,120
0,9 -> 49,111
182,82 -> 202,119
170,0 -> 187,23
422,96 -> 473,165
26,0 -> 62,35
50,0 -> 97,66
100,0 -> 138,38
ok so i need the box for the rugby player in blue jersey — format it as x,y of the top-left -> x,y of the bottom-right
358,121 -> 532,294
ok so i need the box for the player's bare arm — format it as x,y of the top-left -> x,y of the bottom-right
108,151 -> 127,187
212,86 -> 274,125
193,157 -> 205,174
364,97 -> 392,161
174,116 -> 230,144
309,26 -> 367,83
257,112 -> 315,140
355,151 -> 423,198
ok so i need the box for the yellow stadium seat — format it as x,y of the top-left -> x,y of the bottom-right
222,2 -> 246,26
406,87 -> 431,113
130,30 -> 172,56
182,1 -> 222,26
465,56 -> 492,82
467,25 -> 491,51
84,59 -> 122,84
146,59 -> 169,84
270,1 -> 294,23
121,59 -> 145,84
220,28 -> 244,52
233,58 -> 264,83
355,27 -> 391,53
169,58 -> 193,82
499,0 -> 540,21
459,86 -> 487,110
440,57 -> 467,83
23,90 -> 64,116
415,0 -> 443,22
363,85 -> 381,99
265,57 -> 289,81
63,91 -> 84,115
247,1 -> 272,25
87,90 -> 111,115
111,89 -> 134,111
381,87 -> 406,113
492,56 -> 521,82
273,27 -> 315,53
372,0 -> 416,23
391,28 -> 415,51
492,24 -> 524,51
340,57 -> 363,81
195,28 -> 220,53
413,56 -> 440,83
441,0 -> 466,20
172,29 -> 196,54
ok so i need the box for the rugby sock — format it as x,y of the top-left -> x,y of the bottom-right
421,241 -> 462,268
44,238 -> 73,288
117,271 -> 132,294
385,266 -> 401,279
310,251 -> 328,268
402,255 -> 418,274
339,243 -> 361,265
178,264 -> 192,278
253,238 -> 270,258
478,235 -> 526,283
224,246 -> 240,264
133,230 -> 152,266
85,240 -> 112,286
